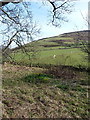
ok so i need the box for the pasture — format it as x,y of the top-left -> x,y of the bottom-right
11,32 -> 88,69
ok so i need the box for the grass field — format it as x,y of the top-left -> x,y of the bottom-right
11,34 -> 88,69
2,31 -> 89,118
11,48 -> 88,68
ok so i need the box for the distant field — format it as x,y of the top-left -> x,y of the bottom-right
11,48 -> 88,69
11,33 -> 88,69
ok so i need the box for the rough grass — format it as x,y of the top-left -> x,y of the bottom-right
2,63 -> 89,118
3,32 -> 89,118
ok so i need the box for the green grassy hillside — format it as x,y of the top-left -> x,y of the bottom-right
11,30 -> 88,69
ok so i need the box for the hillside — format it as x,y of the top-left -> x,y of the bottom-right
12,30 -> 89,51
60,30 -> 89,38
2,30 -> 89,118
2,63 -> 89,118
10,30 -> 89,69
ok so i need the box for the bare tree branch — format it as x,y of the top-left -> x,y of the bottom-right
0,2 -> 40,63
0,7 -> 20,24
47,0 -> 73,26
2,31 -> 18,52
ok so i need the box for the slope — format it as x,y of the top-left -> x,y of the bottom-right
10,30 -> 89,69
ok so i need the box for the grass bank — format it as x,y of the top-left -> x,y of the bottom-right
2,63 -> 89,118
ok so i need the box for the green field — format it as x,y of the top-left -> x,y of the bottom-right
11,48 -> 88,68
11,33 -> 88,69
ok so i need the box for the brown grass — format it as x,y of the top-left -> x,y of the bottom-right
2,63 -> 89,118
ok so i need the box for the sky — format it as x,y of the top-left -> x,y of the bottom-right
30,0 -> 89,40
0,0 -> 89,47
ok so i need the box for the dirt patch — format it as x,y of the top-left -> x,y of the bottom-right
3,63 -> 43,73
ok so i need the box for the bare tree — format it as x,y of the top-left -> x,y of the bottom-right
0,0 -> 74,27
73,30 -> 90,55
46,0 -> 73,27
0,0 -> 74,63
73,5 -> 90,55
0,2 -> 40,63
